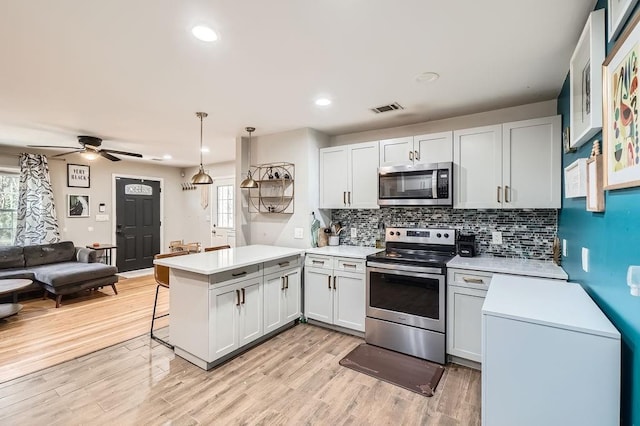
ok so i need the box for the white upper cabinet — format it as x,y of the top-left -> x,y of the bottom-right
380,132 -> 453,166
320,141 -> 379,209
454,116 -> 561,209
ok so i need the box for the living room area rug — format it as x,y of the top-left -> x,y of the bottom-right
339,343 -> 445,397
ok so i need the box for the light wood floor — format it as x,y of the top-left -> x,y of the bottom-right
0,274 -> 164,382
0,323 -> 481,425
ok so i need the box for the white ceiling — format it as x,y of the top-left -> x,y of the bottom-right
0,0 -> 596,167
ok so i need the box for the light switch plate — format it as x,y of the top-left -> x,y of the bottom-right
492,231 -> 503,245
351,227 -> 357,238
582,247 -> 589,272
294,227 -> 304,239
562,239 -> 567,257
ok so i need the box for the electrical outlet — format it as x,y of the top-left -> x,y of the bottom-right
492,231 -> 503,245
582,247 -> 589,272
351,227 -> 357,238
294,227 -> 304,239
562,239 -> 567,257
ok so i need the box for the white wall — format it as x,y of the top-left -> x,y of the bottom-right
331,100 -> 557,145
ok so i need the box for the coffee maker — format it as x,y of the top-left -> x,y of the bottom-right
457,234 -> 476,257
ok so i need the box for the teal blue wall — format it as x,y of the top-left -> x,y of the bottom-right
558,1 -> 640,424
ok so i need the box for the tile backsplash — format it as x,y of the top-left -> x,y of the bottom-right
331,208 -> 558,260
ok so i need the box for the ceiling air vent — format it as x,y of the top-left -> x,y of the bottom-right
370,102 -> 404,114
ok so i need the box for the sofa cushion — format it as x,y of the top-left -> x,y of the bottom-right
0,269 -> 35,280
0,246 -> 25,269
23,241 -> 76,267
30,261 -> 117,288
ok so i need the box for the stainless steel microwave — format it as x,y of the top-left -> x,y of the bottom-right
378,162 -> 453,206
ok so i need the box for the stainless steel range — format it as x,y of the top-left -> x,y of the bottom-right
365,227 -> 456,364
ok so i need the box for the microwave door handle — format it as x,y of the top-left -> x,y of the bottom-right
432,172 -> 438,199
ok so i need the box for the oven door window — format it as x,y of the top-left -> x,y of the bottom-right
379,170 -> 435,200
369,270 -> 441,320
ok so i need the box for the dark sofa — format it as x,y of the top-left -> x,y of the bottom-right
0,241 -> 118,307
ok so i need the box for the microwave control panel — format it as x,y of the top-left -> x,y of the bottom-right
437,169 -> 450,198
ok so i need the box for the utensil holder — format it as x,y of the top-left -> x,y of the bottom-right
329,236 -> 339,246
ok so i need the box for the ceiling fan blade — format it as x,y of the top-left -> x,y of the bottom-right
101,149 -> 143,158
27,145 -> 82,150
51,149 -> 84,158
99,151 -> 121,162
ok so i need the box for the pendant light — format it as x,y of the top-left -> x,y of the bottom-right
191,112 -> 214,185
240,126 -> 259,189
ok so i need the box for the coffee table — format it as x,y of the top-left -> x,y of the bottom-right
0,279 -> 33,319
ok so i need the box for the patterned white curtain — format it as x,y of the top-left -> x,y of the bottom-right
14,153 -> 60,245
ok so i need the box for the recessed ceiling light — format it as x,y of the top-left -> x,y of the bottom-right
416,72 -> 440,83
315,98 -> 332,107
163,154 -> 172,160
201,147 -> 210,153
192,26 -> 218,42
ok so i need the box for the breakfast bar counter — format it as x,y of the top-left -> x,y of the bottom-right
154,245 -> 306,370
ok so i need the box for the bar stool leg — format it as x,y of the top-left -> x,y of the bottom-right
150,284 -> 173,350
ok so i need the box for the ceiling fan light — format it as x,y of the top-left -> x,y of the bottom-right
192,165 -> 214,185
81,151 -> 99,161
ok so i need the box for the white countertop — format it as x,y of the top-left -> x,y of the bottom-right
305,245 -> 383,259
447,255 -> 568,280
154,245 -> 306,275
483,274 -> 620,339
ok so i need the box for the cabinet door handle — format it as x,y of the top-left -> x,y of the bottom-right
463,277 -> 484,284
235,289 -> 240,306
241,288 -> 245,304
504,185 -> 510,203
343,263 -> 357,268
281,276 -> 285,290
409,151 -> 414,161
414,150 -> 420,161
327,275 -> 331,289
278,261 -> 290,267
312,260 -> 325,265
343,191 -> 347,205
333,276 -> 336,290
348,191 -> 351,205
232,271 -> 247,277
285,275 -> 289,289
497,186 -> 501,203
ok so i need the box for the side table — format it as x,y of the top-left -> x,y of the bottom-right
0,279 -> 33,319
86,244 -> 117,265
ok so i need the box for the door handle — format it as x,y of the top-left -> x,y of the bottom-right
414,150 -> 420,161
463,277 -> 484,284
343,191 -> 346,206
497,186 -> 501,203
505,185 -> 510,203
235,289 -> 240,306
232,271 -> 247,277
278,261 -> 290,267
327,275 -> 331,289
348,192 -> 351,205
241,288 -> 245,304
285,275 -> 289,289
409,151 -> 414,161
281,276 -> 285,290
333,276 -> 336,290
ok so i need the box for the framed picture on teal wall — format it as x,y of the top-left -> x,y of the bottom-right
608,0 -> 640,42
603,9 -> 640,189
570,9 -> 605,149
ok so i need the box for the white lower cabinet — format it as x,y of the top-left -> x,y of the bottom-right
304,255 -> 366,332
446,268 -> 493,364
210,277 -> 263,359
263,267 -> 301,334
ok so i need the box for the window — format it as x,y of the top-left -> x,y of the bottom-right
0,171 -> 19,246
217,185 -> 234,228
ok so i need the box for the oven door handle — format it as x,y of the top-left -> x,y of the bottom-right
367,265 -> 444,280
367,262 -> 443,276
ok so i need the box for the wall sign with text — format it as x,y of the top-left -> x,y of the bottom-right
67,164 -> 90,188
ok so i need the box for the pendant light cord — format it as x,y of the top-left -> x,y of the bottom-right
199,114 -> 204,167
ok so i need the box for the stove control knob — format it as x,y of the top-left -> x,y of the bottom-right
396,231 -> 402,236
437,233 -> 442,238
389,231 -> 395,236
444,233 -> 449,238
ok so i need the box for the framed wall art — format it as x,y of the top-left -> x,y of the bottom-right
603,10 -> 640,189
587,155 -> 605,212
67,164 -> 90,188
67,194 -> 90,218
609,0 -> 640,42
570,9 -> 605,149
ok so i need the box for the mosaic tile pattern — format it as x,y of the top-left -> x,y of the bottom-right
331,208 -> 558,260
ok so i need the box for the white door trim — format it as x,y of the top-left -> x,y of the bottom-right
111,173 -> 165,263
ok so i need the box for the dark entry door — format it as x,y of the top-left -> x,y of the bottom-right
115,177 -> 161,272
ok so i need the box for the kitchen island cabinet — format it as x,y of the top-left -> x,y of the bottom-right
154,245 -> 305,370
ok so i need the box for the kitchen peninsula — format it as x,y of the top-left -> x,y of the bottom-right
154,245 -> 306,369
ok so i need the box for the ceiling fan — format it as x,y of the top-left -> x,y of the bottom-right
28,136 -> 143,162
